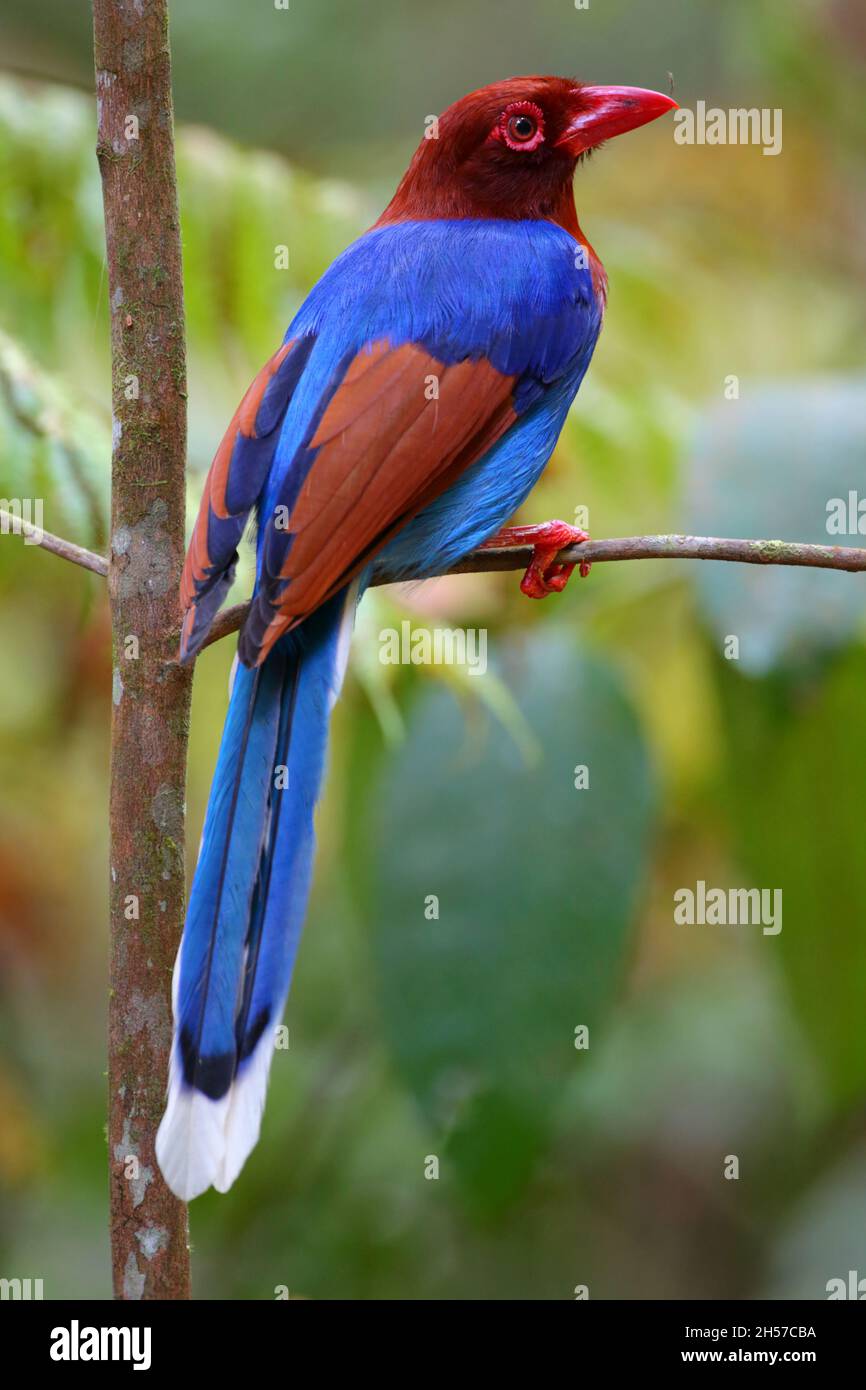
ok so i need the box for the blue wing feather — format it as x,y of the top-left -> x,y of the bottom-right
259,219 -> 602,582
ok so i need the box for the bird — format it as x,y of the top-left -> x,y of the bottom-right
155,75 -> 677,1200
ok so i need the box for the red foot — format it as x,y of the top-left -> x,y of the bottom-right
480,520 -> 591,599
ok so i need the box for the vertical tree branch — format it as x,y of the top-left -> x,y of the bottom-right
93,0 -> 191,1300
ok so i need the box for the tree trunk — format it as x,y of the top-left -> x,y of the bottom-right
93,0 -> 192,1300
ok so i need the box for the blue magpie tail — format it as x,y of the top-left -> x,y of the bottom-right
156,587 -> 355,1200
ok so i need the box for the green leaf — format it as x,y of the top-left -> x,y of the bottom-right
369,631 -> 656,1213
717,646 -> 866,1107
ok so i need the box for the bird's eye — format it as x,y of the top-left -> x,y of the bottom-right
500,102 -> 545,151
508,113 -> 536,142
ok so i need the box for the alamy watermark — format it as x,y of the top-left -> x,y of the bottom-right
827,1270 -> 866,1300
674,880 -> 782,935
826,491 -> 866,536
0,497 -> 44,544
379,621 -> 487,676
1,1276 -> 44,1299
674,102 -> 782,156
50,1321 -> 151,1370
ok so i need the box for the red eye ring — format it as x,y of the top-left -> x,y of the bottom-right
500,101 -> 545,152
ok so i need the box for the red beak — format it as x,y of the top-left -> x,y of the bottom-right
556,85 -> 678,155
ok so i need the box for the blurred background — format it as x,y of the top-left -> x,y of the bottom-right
1,0 -> 866,1300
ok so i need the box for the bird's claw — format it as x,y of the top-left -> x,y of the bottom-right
513,520 -> 592,598
479,519 -> 591,597
521,550 -> 579,598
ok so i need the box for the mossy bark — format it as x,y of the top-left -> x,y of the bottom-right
93,0 -> 192,1300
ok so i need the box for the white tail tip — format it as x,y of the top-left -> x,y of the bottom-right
156,1030 -> 276,1201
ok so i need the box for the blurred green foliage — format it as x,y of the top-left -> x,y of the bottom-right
1,0 -> 866,1300
370,637 -> 655,1217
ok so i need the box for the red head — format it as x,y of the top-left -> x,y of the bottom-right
377,75 -> 676,234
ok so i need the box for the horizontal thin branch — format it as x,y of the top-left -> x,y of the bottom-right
200,532 -> 866,652
0,507 -> 108,576
543,533 -> 866,572
6,521 -> 865,651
